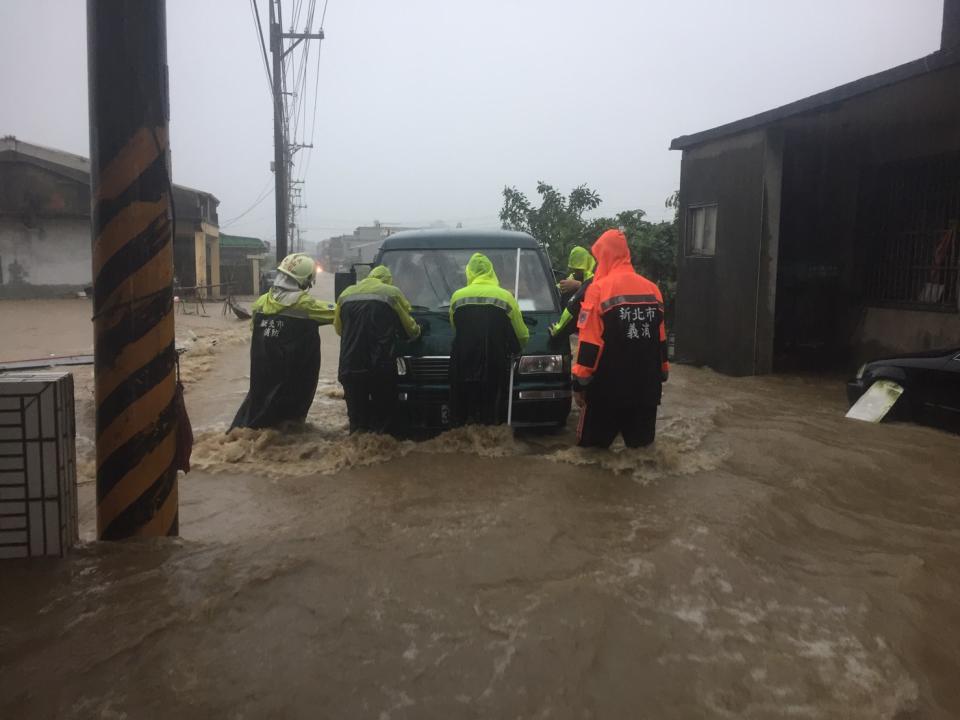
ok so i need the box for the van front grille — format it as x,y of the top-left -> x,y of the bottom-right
407,356 -> 450,382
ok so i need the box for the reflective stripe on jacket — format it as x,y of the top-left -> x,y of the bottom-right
251,275 -> 335,324
448,252 -> 529,347
334,267 -> 420,340
334,266 -> 421,379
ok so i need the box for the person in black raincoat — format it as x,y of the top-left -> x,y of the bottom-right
334,265 -> 421,434
448,253 -> 529,426
230,253 -> 335,430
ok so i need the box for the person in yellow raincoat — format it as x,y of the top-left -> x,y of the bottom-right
334,265 -> 420,434
230,253 -> 335,429
448,253 -> 528,425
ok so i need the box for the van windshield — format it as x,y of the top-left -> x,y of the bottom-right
379,248 -> 558,313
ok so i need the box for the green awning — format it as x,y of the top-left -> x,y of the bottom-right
219,233 -> 266,251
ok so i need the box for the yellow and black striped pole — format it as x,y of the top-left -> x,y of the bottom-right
88,0 -> 178,539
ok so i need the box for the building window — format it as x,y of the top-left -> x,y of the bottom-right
686,204 -> 718,257
862,155 -> 960,311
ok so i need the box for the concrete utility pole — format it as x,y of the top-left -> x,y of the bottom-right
87,0 -> 179,538
269,0 -> 288,261
268,0 -> 323,262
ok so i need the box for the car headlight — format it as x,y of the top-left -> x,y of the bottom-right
856,363 -> 867,380
518,354 -> 564,374
396,357 -> 408,376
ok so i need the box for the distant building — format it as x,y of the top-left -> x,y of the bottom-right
0,136 -> 222,298
318,221 -> 418,271
670,3 -> 960,375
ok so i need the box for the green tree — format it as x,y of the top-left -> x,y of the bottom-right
499,182 -> 601,268
499,182 -> 679,316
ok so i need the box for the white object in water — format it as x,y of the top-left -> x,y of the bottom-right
846,379 -> 904,423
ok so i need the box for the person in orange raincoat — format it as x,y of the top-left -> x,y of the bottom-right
571,228 -> 669,448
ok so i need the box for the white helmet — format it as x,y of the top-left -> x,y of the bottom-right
277,253 -> 316,289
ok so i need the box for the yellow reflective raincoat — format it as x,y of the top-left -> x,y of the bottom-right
449,252 -> 529,346
251,273 -> 335,324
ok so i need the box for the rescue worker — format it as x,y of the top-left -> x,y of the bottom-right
551,245 -> 597,339
449,252 -> 529,426
572,229 -> 669,448
334,265 -> 420,434
230,253 -> 335,430
557,246 -> 596,299
551,271 -> 595,340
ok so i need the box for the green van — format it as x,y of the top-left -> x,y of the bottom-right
335,229 -> 572,431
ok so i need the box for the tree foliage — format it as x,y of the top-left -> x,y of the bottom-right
499,182 -> 679,314
499,182 -> 601,268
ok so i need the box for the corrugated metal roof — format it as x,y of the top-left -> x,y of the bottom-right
670,47 -> 960,151
0,136 -> 219,201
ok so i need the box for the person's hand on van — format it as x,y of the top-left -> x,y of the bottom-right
558,278 -> 582,294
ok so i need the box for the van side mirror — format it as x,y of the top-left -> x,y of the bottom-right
334,270 -> 356,300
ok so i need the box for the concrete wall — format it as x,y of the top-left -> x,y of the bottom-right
0,161 -> 88,217
775,62 -> 960,369
855,308 -> 960,363
773,124 -> 864,371
0,216 -> 90,296
678,61 -> 960,375
675,129 -> 782,376
1,152 -> 220,298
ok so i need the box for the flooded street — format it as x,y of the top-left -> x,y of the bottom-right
1,279 -> 958,719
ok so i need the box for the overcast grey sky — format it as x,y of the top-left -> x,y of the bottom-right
0,1 -> 945,245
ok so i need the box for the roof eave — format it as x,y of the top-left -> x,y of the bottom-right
670,47 -> 960,151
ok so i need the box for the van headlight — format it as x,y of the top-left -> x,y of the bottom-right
856,363 -> 867,380
518,354 -> 564,374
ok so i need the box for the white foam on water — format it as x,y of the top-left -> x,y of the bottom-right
626,557 -> 655,578
190,420 -> 534,479
673,605 -> 708,628
543,403 -> 730,482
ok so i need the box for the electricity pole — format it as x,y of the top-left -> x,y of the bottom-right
87,0 -> 179,539
268,0 -> 323,262
269,0 -> 287,261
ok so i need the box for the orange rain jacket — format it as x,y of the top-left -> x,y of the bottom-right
572,229 -> 669,407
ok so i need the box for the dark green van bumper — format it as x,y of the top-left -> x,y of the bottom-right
396,356 -> 571,431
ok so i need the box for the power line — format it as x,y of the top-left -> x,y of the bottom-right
287,0 -> 316,147
264,0 -> 326,259
299,0 -> 326,210
306,15 -> 323,147
249,0 -> 273,94
221,180 -> 275,228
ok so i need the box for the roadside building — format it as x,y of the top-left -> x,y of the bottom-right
0,136 -> 222,298
218,233 -> 267,295
670,4 -> 960,375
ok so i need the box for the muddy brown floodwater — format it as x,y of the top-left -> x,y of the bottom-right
1,280 -> 958,719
